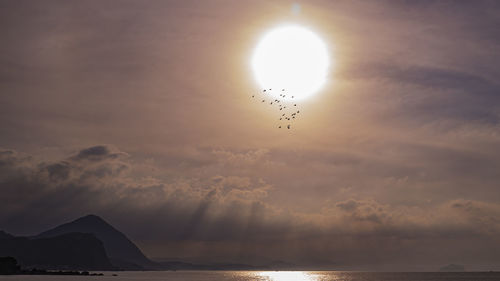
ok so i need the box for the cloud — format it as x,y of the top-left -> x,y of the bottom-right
335,199 -> 387,224
0,145 -> 276,239
339,62 -> 500,126
1,145 -> 500,270
71,145 -> 128,161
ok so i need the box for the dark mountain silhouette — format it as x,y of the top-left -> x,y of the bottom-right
0,231 -> 13,240
0,232 -> 113,270
35,214 -> 156,269
3,215 -> 285,271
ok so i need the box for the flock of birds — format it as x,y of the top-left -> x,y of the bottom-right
251,88 -> 301,129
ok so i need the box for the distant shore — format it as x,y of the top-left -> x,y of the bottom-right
13,269 -> 104,276
0,256 -> 104,276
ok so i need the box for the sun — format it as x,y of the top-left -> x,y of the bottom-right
251,24 -> 330,100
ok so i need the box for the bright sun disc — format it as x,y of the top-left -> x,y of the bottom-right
252,25 -> 329,100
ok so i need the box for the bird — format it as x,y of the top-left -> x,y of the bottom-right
287,125 -> 290,129
279,126 -> 281,128
294,104 -> 297,106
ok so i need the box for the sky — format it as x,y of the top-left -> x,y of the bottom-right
1,0 -> 500,271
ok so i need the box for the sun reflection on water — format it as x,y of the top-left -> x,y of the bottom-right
257,271 -> 318,281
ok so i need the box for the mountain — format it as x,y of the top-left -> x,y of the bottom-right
0,231 -> 13,239
35,214 -> 156,269
0,232 -> 113,270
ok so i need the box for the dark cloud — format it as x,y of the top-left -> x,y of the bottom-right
73,145 -> 124,161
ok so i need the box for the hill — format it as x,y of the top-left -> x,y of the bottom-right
0,232 -> 113,270
35,214 -> 156,269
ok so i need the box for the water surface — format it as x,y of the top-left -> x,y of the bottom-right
1,271 -> 499,281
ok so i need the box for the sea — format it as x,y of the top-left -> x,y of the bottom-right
1,271 -> 499,281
